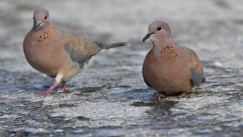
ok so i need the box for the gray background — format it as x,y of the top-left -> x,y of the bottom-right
0,0 -> 243,136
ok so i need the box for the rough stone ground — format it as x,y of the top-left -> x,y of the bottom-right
0,0 -> 243,136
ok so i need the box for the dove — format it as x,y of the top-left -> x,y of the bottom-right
23,8 -> 128,95
142,21 -> 204,99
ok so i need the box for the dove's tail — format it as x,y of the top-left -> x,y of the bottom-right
95,42 -> 130,50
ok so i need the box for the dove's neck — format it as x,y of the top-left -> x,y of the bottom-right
150,37 -> 180,60
30,24 -> 54,43
151,37 -> 178,53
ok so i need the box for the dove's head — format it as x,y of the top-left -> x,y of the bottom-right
33,8 -> 50,32
143,21 -> 172,42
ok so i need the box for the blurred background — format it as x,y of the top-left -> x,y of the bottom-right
0,0 -> 243,136
1,0 -> 243,70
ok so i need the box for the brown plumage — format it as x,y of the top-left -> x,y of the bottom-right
23,8 -> 128,94
142,21 -> 204,98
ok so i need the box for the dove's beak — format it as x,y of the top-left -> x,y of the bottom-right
143,32 -> 154,42
35,23 -> 41,31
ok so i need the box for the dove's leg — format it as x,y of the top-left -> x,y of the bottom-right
157,93 -> 166,101
39,82 -> 58,95
151,93 -> 166,101
61,81 -> 71,93
40,74 -> 63,95
177,92 -> 186,98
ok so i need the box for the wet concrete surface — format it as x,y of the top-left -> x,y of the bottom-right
0,0 -> 243,136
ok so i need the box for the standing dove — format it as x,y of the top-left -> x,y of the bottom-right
142,21 -> 204,99
23,8 -> 128,95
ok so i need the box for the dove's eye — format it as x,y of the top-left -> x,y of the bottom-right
157,27 -> 161,31
45,16 -> 47,20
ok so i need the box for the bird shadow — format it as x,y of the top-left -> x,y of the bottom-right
72,85 -> 106,96
125,88 -> 179,117
108,87 -> 179,108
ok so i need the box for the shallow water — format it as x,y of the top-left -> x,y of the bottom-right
0,0 -> 243,136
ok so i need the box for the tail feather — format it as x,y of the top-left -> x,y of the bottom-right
95,42 -> 130,49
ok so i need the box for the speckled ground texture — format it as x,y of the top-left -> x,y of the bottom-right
0,0 -> 243,137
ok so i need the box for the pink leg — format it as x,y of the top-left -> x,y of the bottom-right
39,82 -> 58,95
151,93 -> 166,101
61,81 -> 71,93
177,92 -> 186,98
